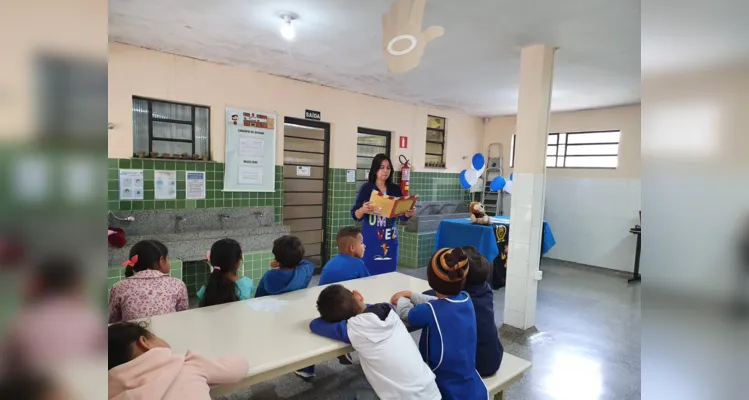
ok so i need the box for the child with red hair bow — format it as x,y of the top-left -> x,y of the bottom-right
108,240 -> 188,323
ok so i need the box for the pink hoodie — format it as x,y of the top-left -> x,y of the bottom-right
108,348 -> 248,400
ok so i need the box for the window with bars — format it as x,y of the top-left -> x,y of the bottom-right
509,131 -> 620,169
356,128 -> 391,186
132,97 -> 211,160
425,115 -> 446,168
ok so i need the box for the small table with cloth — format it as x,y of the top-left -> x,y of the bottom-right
434,216 -> 556,288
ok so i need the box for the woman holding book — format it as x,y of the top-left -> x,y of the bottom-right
352,154 -> 416,275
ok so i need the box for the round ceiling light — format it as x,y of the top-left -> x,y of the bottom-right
280,13 -> 297,41
387,34 -> 418,56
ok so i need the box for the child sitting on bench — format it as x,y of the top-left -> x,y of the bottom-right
391,247 -> 488,400
308,284 -> 440,400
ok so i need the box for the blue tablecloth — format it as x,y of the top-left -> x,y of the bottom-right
434,217 -> 556,263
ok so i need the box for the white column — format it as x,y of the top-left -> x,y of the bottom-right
503,44 -> 555,330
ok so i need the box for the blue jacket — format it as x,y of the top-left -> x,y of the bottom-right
465,283 -> 504,377
319,254 -> 370,285
254,260 -> 314,298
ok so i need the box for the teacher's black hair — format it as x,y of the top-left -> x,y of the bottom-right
367,153 -> 394,186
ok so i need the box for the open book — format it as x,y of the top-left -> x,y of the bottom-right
369,190 -> 418,218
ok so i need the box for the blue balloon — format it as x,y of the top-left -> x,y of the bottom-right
459,170 -> 472,189
490,176 -> 507,192
471,153 -> 485,171
509,173 -> 514,181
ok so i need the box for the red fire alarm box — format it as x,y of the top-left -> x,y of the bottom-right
399,136 -> 408,148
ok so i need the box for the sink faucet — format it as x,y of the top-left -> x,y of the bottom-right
176,216 -> 187,222
219,213 -> 230,219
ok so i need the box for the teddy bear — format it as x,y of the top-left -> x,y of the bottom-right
469,202 -> 491,225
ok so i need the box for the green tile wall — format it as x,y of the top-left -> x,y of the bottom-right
398,228 -> 437,269
108,159 -> 283,224
107,251 -> 272,299
410,171 -> 470,202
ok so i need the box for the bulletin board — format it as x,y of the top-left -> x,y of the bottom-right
223,107 -> 277,192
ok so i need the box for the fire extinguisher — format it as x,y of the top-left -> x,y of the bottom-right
399,155 -> 411,196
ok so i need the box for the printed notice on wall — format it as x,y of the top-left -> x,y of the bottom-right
119,169 -> 144,200
238,166 -> 263,185
239,136 -> 265,158
155,170 -> 177,200
185,171 -> 206,200
296,166 -> 310,177
224,107 -> 276,192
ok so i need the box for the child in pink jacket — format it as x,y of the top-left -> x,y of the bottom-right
108,322 -> 249,400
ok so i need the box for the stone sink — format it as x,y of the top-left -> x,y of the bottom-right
107,207 -> 289,265
403,201 -> 469,233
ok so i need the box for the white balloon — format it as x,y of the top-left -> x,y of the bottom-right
474,165 -> 485,177
503,180 -> 513,194
464,168 -> 479,185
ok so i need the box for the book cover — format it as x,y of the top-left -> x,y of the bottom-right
368,190 -> 418,218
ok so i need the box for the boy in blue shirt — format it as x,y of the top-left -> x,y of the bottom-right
319,226 -> 370,285
255,235 -> 316,380
391,247 -> 488,400
255,235 -> 314,298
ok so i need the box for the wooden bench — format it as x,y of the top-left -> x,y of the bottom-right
482,353 -> 532,399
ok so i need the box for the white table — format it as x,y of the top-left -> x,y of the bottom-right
144,272 -> 431,396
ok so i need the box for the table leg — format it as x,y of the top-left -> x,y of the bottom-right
628,233 -> 641,284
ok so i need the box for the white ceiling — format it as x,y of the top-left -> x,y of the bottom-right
109,0 -> 642,117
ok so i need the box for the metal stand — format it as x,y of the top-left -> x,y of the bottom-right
481,143 -> 504,216
628,226 -> 641,283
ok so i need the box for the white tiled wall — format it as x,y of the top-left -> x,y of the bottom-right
543,177 -> 641,272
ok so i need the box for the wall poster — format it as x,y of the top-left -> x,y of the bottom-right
224,107 -> 276,192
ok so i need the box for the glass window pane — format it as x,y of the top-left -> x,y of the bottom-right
427,116 -> 445,130
547,134 -> 558,145
564,156 -> 618,168
546,156 -> 556,167
556,157 -> 564,167
426,142 -> 443,155
426,129 -> 444,142
425,154 -> 444,166
152,101 -> 192,121
132,98 -> 149,155
153,121 -> 193,141
547,146 -> 557,156
152,140 -> 193,157
566,144 -> 620,155
357,144 -> 386,158
194,107 -> 210,160
357,156 -> 374,169
558,134 -> 566,144
566,131 -> 620,144
357,133 -> 388,147
558,147 -> 566,156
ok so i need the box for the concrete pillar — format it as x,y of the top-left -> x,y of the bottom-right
503,44 -> 555,330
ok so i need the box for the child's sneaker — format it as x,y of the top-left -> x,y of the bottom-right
294,368 -> 315,381
338,353 -> 354,365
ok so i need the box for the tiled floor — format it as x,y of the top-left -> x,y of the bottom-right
221,259 -> 641,400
